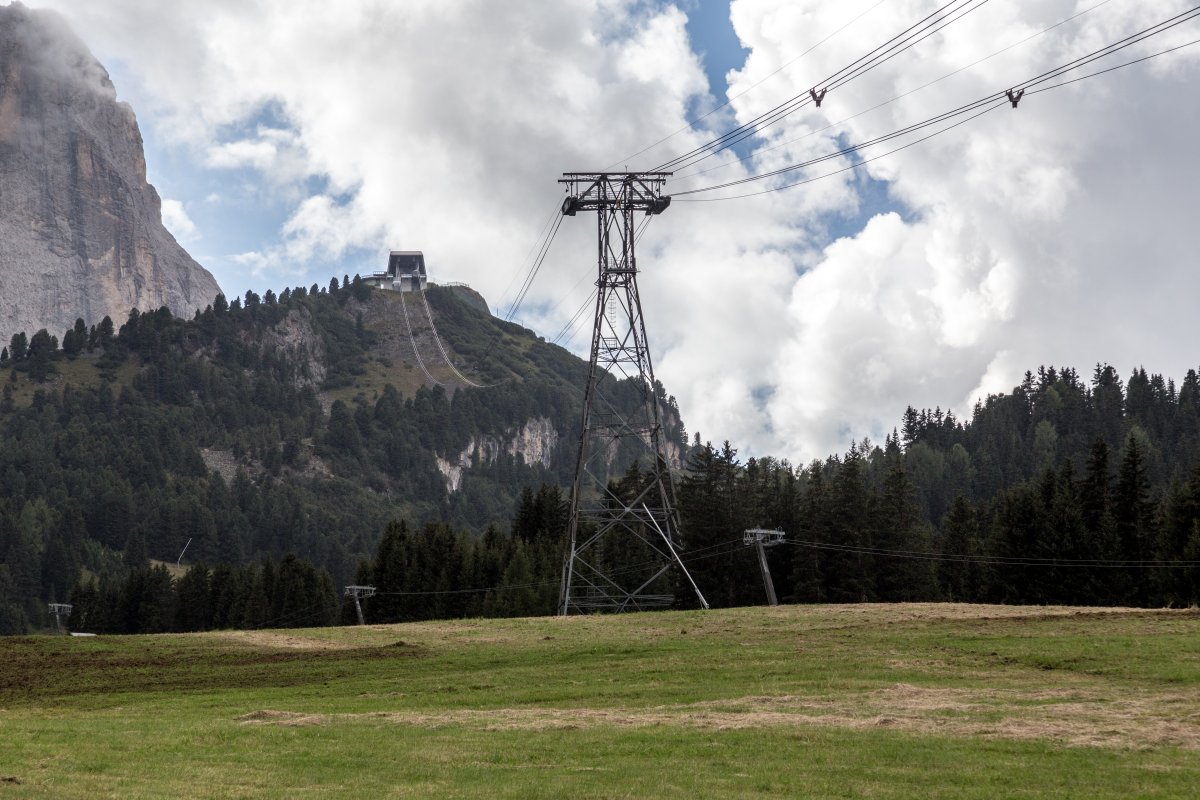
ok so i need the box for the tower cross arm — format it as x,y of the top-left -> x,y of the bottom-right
560,172 -> 673,215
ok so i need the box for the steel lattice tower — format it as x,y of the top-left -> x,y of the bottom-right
557,172 -> 708,615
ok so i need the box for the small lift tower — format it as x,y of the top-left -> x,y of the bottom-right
743,529 -> 786,606
48,603 -> 73,633
343,585 -> 376,626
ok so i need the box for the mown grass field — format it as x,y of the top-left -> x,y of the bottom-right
0,604 -> 1197,798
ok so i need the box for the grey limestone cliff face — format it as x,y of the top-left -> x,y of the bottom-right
436,417 -> 561,494
0,3 -> 220,344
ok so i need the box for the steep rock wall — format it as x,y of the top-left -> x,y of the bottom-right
0,3 -> 220,344
435,417 -> 560,494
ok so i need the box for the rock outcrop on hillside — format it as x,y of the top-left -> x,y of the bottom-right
0,3 -> 220,344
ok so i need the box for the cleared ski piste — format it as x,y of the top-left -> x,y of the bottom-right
1,603 -> 1196,798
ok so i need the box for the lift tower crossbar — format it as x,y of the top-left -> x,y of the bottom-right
557,172 -> 707,615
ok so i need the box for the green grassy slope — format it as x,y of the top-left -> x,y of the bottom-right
1,604 -> 1197,798
324,285 -> 589,406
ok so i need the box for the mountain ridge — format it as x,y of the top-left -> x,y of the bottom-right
0,2 -> 220,345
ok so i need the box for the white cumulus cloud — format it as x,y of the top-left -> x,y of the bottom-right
29,0 -> 1200,462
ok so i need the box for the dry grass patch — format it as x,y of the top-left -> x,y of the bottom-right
209,630 -> 363,651
238,710 -> 327,727
241,680 -> 1200,751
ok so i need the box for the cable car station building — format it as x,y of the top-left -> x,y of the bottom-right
363,251 -> 428,292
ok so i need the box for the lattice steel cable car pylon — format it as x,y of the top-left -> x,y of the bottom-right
557,172 -> 708,615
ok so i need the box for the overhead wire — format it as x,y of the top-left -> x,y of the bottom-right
671,7 -> 1200,202
1009,5 -> 1200,92
786,538 -> 1200,568
672,0 -> 1118,184
354,527 -> 1200,607
550,289 -> 597,347
248,529 -> 1196,620
464,202 -> 569,379
651,0 -> 979,172
503,212 -> 566,323
610,0 -> 893,170
416,289 -> 495,388
494,201 -> 561,318
821,0 -> 995,92
549,209 -> 657,348
1025,32 -> 1200,96
651,0 -> 995,174
399,291 -> 445,386
370,535 -> 750,599
673,92 -> 1006,196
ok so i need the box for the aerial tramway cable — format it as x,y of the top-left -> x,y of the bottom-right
670,8 -> 1200,202
1024,34 -> 1200,96
610,0 -> 893,170
494,201 -> 562,318
551,213 -> 657,347
417,288 -> 495,388
504,212 -> 565,323
672,0 -> 1118,184
399,290 -> 444,387
651,0 -> 995,174
523,2 -> 991,344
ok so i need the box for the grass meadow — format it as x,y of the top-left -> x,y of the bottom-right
0,603 -> 1197,798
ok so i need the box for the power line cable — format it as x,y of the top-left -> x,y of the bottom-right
466,207 -> 569,378
372,536 -> 750,599
1010,6 -> 1200,94
665,0 -> 1197,180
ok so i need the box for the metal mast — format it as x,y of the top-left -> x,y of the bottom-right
557,172 -> 708,615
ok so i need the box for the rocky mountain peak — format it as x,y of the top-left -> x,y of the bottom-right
0,2 -> 221,344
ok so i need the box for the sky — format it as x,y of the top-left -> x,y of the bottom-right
20,0 -> 1200,464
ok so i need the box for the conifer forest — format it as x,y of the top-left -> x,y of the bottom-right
1,279 -> 1198,635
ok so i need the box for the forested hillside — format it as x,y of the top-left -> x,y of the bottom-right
0,278 -> 684,632
3,273 -> 1199,634
677,365 -> 1200,610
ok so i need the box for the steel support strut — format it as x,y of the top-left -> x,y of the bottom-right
557,173 -> 705,614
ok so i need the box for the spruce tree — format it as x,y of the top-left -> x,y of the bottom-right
1114,433 -> 1156,604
